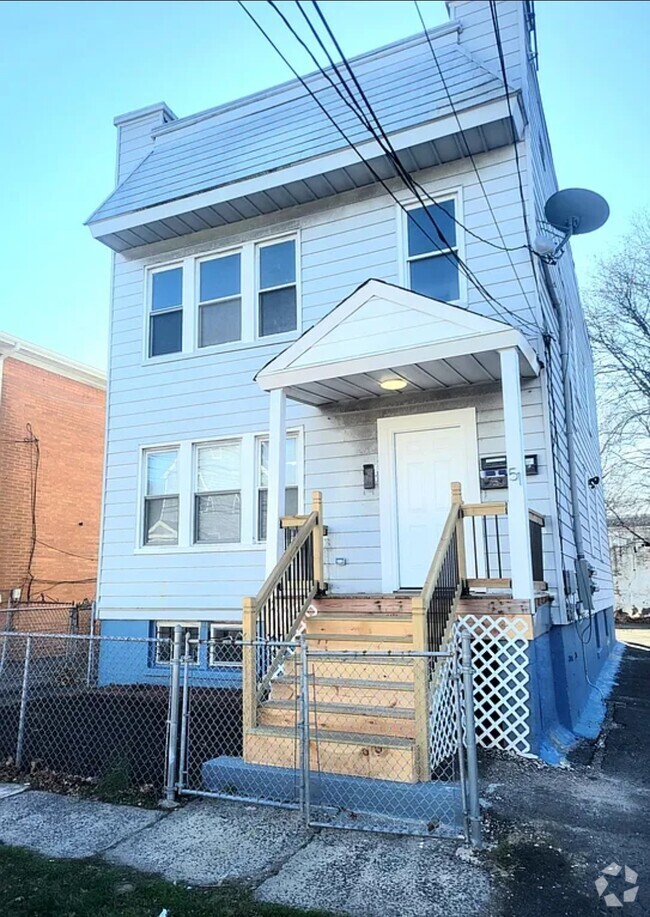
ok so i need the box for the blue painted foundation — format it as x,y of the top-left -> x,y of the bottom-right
201,756 -> 463,833
528,607 -> 622,764
97,619 -> 242,689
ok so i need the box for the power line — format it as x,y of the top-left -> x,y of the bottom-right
35,538 -> 98,562
248,0 -> 538,332
414,0 -> 541,332
239,2 -> 478,305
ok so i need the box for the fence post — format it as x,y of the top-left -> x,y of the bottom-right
299,633 -> 311,825
177,633 -> 191,794
86,601 -> 97,687
461,631 -> 482,848
163,625 -> 182,806
15,636 -> 32,770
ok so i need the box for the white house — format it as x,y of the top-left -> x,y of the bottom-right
87,0 -> 616,771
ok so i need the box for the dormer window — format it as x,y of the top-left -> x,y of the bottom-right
406,199 -> 459,302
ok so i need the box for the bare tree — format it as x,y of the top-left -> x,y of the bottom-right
586,212 -> 650,533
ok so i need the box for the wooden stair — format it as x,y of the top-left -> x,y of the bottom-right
243,595 -> 422,782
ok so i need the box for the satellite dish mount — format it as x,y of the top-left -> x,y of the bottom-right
541,188 -> 610,264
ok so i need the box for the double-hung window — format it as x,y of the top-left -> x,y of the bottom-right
198,252 -> 242,347
406,199 -> 459,302
149,266 -> 183,357
194,441 -> 242,544
258,239 -> 297,337
256,434 -> 299,541
143,449 -> 179,545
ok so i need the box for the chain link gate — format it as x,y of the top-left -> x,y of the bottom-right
170,627 -> 481,844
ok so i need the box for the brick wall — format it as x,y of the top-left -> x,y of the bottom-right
0,357 -> 105,603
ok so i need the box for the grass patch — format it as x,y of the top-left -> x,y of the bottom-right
0,846 -> 333,917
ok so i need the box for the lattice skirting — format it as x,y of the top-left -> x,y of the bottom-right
429,614 -> 533,769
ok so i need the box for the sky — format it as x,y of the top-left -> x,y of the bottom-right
0,0 -> 648,370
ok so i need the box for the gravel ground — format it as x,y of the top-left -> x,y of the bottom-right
480,629 -> 650,916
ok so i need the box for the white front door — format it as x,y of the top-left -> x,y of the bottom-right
378,409 -> 480,591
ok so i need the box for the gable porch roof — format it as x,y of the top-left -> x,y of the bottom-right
255,280 -> 539,405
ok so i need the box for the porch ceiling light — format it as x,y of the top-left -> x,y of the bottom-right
379,377 -> 408,391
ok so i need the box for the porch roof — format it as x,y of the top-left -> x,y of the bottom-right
255,280 -> 540,406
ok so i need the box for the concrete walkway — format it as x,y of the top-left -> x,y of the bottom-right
0,629 -> 647,916
0,789 -> 490,917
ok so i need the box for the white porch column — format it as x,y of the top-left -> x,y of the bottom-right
499,347 -> 535,604
265,388 -> 287,576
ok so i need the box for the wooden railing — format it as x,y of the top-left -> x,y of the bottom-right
242,491 -> 325,731
463,500 -> 546,592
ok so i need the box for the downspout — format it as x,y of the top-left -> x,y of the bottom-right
540,261 -> 593,613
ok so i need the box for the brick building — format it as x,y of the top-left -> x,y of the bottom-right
0,333 -> 106,603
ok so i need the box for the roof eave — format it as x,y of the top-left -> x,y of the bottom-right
87,91 -> 524,253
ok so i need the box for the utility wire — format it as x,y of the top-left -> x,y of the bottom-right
250,0 -> 539,332
414,0 -> 541,333
239,1 -> 483,308
35,539 -> 98,562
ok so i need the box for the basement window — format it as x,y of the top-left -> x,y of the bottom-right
208,624 -> 243,667
155,622 -> 200,664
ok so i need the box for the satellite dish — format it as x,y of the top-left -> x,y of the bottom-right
541,188 -> 609,262
545,188 -> 610,235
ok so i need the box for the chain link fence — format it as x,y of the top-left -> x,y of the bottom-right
175,632 -> 480,841
0,631 -> 171,804
0,601 -> 95,637
0,627 -> 481,844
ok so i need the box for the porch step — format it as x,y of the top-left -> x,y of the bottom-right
311,596 -> 413,616
270,675 -> 415,709
283,654 -> 415,683
244,726 -> 418,783
305,634 -> 414,652
258,699 -> 416,739
305,614 -> 412,639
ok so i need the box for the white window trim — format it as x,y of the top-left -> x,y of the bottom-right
255,234 -> 301,342
143,231 -> 301,365
192,438 -> 245,547
396,188 -> 466,306
154,621 -> 200,666
136,428 -> 304,553
140,445 -> 181,548
208,622 -> 243,668
254,428 -> 305,544
145,261 -> 185,361
195,247 -> 246,351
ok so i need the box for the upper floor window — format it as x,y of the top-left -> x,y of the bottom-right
198,253 -> 242,347
258,239 -> 297,337
149,266 -> 183,357
194,441 -> 241,544
145,234 -> 299,361
144,449 -> 179,545
406,200 -> 459,302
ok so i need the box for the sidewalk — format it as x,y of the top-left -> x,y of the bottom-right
0,630 -> 647,917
